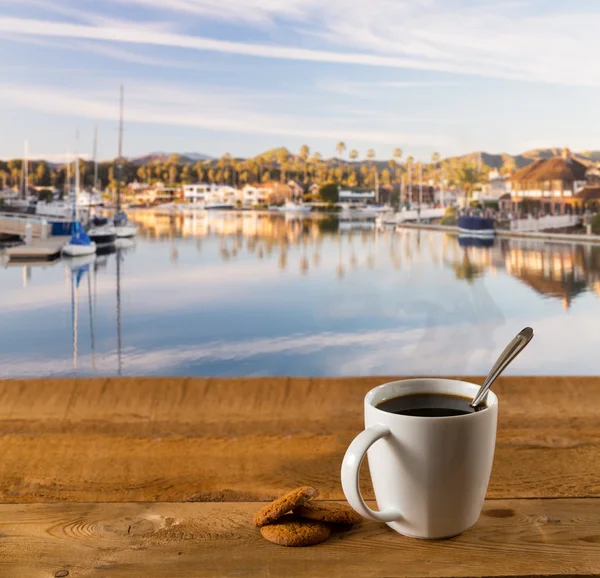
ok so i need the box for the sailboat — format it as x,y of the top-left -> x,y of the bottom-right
62,143 -> 97,257
113,86 -> 137,239
87,123 -> 118,246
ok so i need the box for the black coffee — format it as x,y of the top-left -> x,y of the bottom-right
376,393 -> 485,417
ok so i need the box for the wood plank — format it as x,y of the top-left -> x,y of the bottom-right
2,500 -> 600,577
1,377 -> 600,502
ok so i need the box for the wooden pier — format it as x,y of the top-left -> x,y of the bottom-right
3,236 -> 68,261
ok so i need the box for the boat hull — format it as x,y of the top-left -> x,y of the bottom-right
88,226 -> 117,245
62,242 -> 97,257
89,232 -> 117,245
115,224 -> 137,238
457,216 -> 495,237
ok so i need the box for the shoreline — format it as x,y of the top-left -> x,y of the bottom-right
395,222 -> 600,245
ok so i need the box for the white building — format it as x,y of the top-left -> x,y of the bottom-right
338,189 -> 376,203
472,170 -> 511,202
183,183 -> 240,205
242,185 -> 270,207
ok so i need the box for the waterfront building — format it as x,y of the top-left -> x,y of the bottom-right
473,170 -> 511,203
183,183 -> 239,206
338,189 -> 376,203
507,148 -> 588,214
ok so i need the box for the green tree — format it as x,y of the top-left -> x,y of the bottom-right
137,166 -> 147,183
299,145 -> 310,183
453,162 -> 481,205
277,149 -> 288,183
319,182 -> 339,204
168,164 -> 178,185
193,161 -> 204,182
181,165 -> 192,184
35,162 -> 50,186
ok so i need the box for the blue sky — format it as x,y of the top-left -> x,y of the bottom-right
1,0 -> 600,161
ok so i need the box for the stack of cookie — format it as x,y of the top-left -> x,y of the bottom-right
253,486 -> 362,547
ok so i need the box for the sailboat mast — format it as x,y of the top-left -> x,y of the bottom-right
23,139 -> 28,199
93,122 -> 98,191
75,142 -> 80,222
116,85 -> 124,212
65,141 -> 70,199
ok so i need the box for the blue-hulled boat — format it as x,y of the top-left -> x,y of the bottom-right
62,152 -> 97,257
457,215 -> 495,238
458,235 -> 495,248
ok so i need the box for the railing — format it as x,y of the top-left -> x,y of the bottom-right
0,213 -> 49,241
509,214 -> 579,232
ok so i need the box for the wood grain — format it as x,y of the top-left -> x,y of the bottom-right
1,376 -> 600,502
2,500 -> 600,577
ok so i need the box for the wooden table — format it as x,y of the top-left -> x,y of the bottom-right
1,376 -> 600,577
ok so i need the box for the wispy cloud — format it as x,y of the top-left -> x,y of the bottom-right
318,78 -> 459,97
0,16 -> 482,76
0,80 -> 451,146
29,0 -> 600,87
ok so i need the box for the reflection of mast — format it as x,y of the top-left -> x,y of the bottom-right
87,267 -> 96,371
116,248 -> 123,375
71,270 -> 79,372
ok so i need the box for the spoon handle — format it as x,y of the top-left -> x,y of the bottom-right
470,327 -> 534,408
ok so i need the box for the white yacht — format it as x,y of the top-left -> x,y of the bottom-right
271,201 -> 312,213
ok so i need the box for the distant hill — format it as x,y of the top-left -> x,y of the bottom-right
129,152 -> 213,165
10,147 -> 600,174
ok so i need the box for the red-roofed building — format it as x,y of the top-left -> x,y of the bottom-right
508,148 -> 589,214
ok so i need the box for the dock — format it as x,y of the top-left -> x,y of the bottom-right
3,236 -> 68,261
396,221 -> 600,245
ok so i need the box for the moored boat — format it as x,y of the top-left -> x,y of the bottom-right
271,201 -> 312,213
457,215 -> 495,237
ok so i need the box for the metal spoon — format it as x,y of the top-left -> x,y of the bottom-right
470,327 -> 534,408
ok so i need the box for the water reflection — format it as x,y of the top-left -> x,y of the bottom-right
128,211 -> 600,307
4,212 -> 600,377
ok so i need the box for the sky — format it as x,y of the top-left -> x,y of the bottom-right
1,0 -> 600,161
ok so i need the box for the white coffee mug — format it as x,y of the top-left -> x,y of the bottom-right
341,378 -> 498,539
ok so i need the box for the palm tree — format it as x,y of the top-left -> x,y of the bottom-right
349,149 -> 358,162
299,144 -> 310,184
406,156 -> 414,204
336,141 -> 347,182
366,149 -> 378,202
431,152 -> 441,205
453,162 -> 480,207
277,149 -> 288,183
392,148 -> 403,203
310,152 -> 322,183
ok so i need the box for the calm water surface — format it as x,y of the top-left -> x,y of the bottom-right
1,211 -> 599,378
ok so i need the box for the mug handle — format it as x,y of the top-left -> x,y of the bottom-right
341,425 -> 402,522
